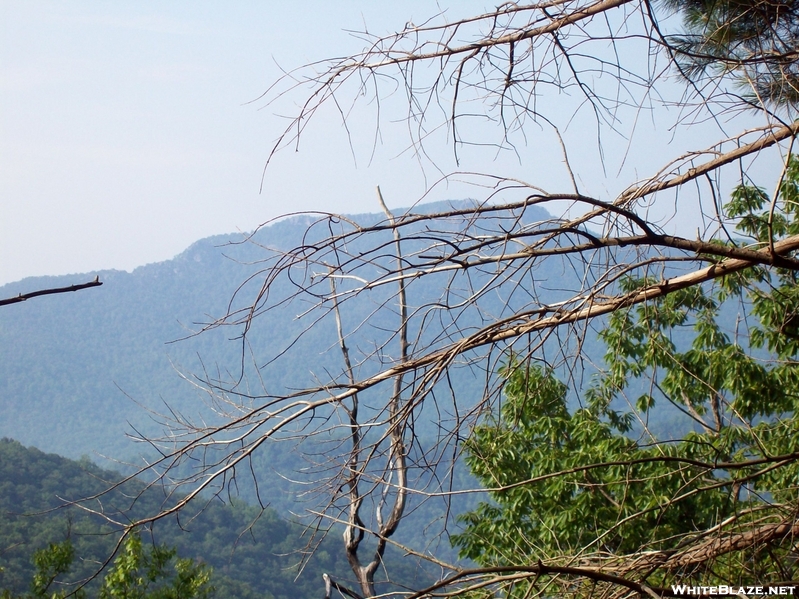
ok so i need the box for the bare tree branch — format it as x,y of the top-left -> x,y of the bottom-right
79,1 -> 799,597
0,277 -> 102,307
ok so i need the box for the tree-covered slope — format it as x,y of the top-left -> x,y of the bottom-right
0,438 -> 429,599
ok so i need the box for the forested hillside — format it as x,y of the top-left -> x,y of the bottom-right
0,438 -> 430,598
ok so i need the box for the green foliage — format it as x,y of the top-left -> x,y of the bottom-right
453,362 -> 731,563
29,540 -> 79,599
0,439 -> 428,599
98,533 -> 212,599
2,533 -> 211,599
663,0 -> 799,106
453,157 -> 799,596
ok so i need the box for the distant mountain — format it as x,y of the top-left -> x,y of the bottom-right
0,200 -> 559,451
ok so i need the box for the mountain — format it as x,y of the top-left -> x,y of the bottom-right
4,201 -> 541,589
1,200 -> 570,454
0,199 -> 582,574
3,201 -> 548,461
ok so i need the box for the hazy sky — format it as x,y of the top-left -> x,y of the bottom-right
1,1 -> 492,286
1,2 -> 783,288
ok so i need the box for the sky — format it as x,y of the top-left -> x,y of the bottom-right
1,1 -> 487,286
0,2 -> 785,288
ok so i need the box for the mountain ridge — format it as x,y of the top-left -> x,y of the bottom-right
0,200 -> 551,501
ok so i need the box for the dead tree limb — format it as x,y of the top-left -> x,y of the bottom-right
0,277 -> 102,307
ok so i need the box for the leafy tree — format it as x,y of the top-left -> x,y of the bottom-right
99,534 -> 212,599
452,160 -> 799,596
27,540 -> 77,599
1,533 -> 212,599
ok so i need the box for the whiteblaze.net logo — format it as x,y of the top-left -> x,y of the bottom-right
671,585 -> 797,596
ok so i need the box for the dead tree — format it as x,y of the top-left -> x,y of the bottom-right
90,1 -> 799,596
